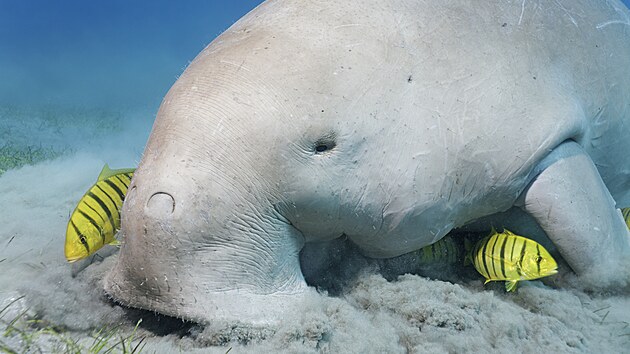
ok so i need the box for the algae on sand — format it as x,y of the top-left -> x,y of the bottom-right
0,103 -> 130,176
0,144 -> 66,177
0,295 -> 146,354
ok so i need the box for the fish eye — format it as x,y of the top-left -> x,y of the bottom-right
535,256 -> 542,262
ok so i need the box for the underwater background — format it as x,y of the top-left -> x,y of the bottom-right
1,0 -> 630,353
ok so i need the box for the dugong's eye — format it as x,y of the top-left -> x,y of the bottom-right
315,143 -> 331,153
313,135 -> 337,154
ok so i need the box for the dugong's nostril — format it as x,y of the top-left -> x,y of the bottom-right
146,192 -> 175,216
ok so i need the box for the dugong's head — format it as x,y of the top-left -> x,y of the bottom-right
104,1 -> 509,323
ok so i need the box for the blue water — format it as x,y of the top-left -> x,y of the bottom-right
0,0 -> 628,111
0,1 -> 264,110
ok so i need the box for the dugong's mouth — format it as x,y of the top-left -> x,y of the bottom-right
105,264 -> 316,325
106,301 -> 196,335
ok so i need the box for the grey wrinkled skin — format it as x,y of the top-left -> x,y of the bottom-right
105,0 -> 630,324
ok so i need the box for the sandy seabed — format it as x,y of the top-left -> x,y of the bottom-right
1,107 -> 629,353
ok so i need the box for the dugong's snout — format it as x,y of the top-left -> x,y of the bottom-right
104,170 -> 311,323
104,177 -> 184,317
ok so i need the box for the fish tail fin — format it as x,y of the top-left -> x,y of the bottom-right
505,280 -> 519,292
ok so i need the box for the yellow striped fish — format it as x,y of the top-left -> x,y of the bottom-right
409,235 -> 462,266
622,208 -> 630,229
466,228 -> 558,292
64,164 -> 135,262
378,235 -> 462,279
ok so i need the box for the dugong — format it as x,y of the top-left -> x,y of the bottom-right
105,0 -> 630,323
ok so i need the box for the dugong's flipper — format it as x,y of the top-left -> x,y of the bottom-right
518,141 -> 630,288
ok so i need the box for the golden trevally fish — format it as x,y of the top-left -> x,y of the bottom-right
466,228 -> 558,292
64,164 -> 135,262
408,235 -> 462,266
378,234 -> 463,279
622,208 -> 630,229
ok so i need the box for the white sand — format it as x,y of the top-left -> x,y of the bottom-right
1,107 -> 629,353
